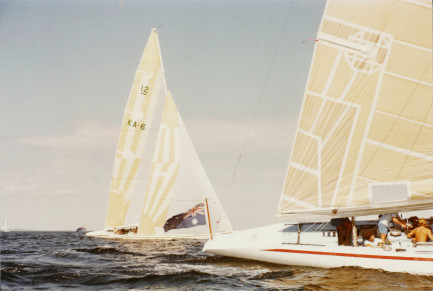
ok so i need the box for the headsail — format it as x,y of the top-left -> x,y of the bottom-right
279,0 -> 433,221
105,29 -> 167,228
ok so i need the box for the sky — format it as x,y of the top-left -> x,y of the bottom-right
4,0 -> 428,232
0,0 -> 329,231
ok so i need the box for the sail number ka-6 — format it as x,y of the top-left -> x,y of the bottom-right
127,119 -> 146,131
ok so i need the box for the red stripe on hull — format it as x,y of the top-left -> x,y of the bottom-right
263,248 -> 433,261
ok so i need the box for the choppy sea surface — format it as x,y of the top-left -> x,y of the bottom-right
1,231 -> 433,290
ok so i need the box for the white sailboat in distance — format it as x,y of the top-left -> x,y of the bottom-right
204,0 -> 433,275
1,220 -> 8,232
87,29 -> 232,239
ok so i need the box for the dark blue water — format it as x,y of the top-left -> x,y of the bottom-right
1,232 -> 433,290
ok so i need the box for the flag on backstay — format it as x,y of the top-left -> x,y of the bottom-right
163,203 -> 207,232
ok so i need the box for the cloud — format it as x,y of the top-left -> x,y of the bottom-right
9,120 -> 119,197
185,115 -> 297,183
18,119 -> 118,152
0,120 -> 118,230
1,115 -> 299,230
186,115 -> 297,154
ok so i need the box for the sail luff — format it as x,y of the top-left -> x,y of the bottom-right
278,0 -> 433,218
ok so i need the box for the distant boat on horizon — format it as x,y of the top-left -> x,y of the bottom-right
76,226 -> 86,233
1,220 -> 8,232
86,28 -> 232,240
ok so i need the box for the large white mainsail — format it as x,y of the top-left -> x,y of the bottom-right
278,0 -> 433,221
90,28 -> 232,239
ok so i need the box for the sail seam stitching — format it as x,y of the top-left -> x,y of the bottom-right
310,51 -> 344,133
324,16 -> 387,35
384,71 -> 433,87
331,108 -> 360,207
401,0 -> 432,8
393,39 -> 432,53
366,139 -> 433,161
282,196 -> 316,209
375,109 -> 433,128
306,91 -> 359,108
289,162 -> 318,177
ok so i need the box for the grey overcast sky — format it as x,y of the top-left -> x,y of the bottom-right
4,0 -> 395,231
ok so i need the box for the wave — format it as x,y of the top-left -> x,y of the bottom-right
1,262 -> 31,284
1,261 -> 85,286
74,246 -> 146,257
248,270 -> 294,280
3,232 -> 432,290
77,269 -> 244,289
185,254 -> 290,269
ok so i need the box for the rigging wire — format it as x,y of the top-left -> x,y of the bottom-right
216,1 -> 296,222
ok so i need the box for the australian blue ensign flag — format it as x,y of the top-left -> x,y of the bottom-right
163,203 -> 206,232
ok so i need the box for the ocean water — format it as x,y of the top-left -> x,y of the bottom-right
1,232 -> 433,290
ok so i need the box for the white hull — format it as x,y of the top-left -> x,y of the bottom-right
203,223 -> 433,276
86,229 -> 210,240
86,224 -> 229,240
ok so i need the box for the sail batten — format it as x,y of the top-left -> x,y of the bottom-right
279,0 -> 433,217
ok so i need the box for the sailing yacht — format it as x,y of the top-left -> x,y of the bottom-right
204,0 -> 433,274
87,29 -> 232,239
1,220 -> 8,232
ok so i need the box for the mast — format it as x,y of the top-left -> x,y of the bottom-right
351,216 -> 358,247
205,198 -> 214,240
